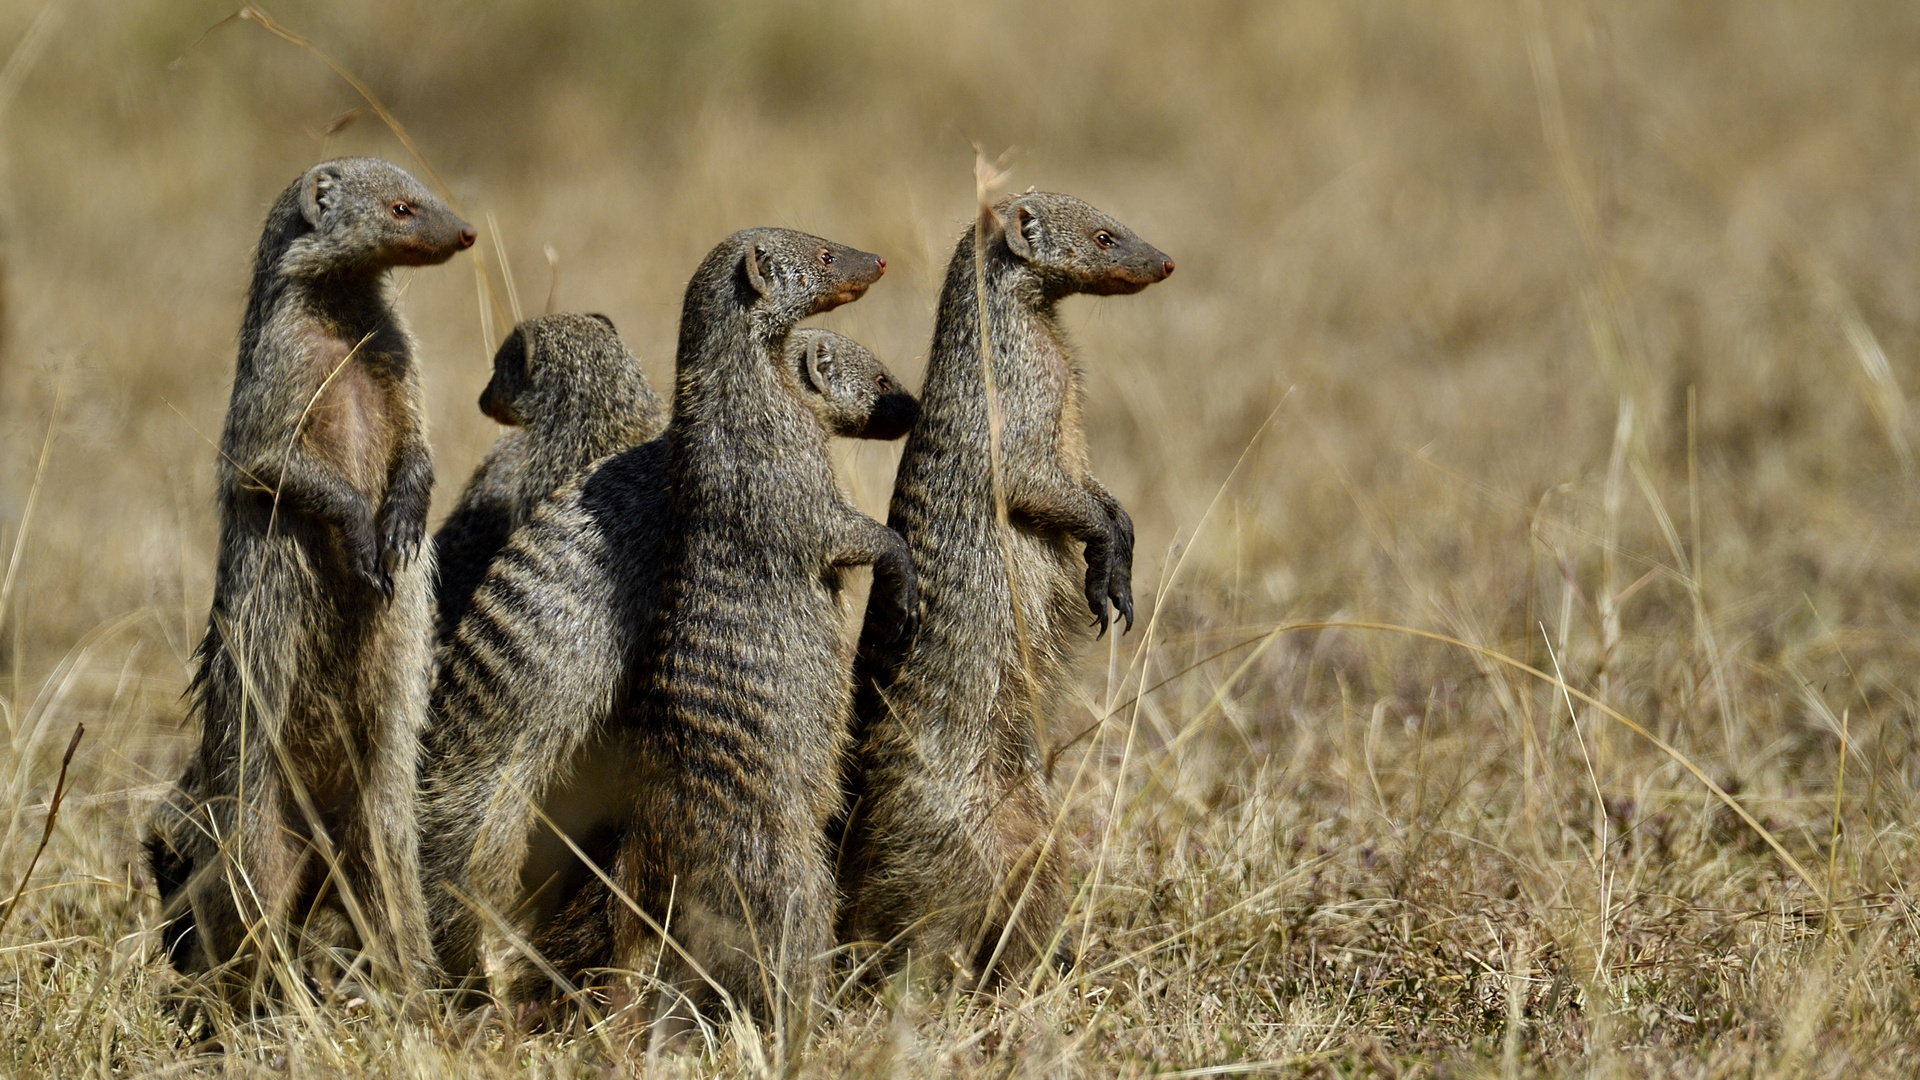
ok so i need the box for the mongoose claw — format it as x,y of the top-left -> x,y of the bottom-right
366,563 -> 396,599
379,511 -> 425,572
1106,563 -> 1135,633
347,534 -> 392,597
1083,566 -> 1112,636
1106,504 -> 1136,633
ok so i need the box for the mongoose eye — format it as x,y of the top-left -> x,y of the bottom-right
818,249 -> 836,266
391,202 -> 414,219
1094,230 -> 1116,249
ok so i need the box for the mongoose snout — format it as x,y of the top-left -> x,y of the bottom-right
823,248 -> 883,307
863,382 -> 919,440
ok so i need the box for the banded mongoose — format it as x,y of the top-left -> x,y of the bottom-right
599,227 -> 909,1034
431,312 -> 665,641
418,325 -> 916,1002
143,157 -> 475,997
837,191 -> 1172,984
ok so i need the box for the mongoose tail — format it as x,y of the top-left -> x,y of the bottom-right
145,157 -> 472,1002
839,191 -> 1171,987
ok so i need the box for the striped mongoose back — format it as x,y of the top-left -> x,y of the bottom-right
431,313 -> 665,642
418,325 -> 916,1006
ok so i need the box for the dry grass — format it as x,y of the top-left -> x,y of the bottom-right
4,0 -> 1920,1075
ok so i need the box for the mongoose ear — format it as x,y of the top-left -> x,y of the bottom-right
586,312 -> 616,330
802,335 -> 835,393
743,243 -> 771,297
1003,200 -> 1040,262
299,162 -> 344,230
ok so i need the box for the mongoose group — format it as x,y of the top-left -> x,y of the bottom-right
145,157 -> 1172,1035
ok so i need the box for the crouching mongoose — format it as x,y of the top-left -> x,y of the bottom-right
430,313 -> 665,641
144,157 -> 474,999
419,325 -> 916,1006
837,191 -> 1172,984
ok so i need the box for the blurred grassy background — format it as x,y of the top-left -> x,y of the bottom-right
5,1 -> 1920,1074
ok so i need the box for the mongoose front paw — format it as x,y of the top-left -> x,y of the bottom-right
351,540 -> 394,598
1106,504 -> 1136,633
1082,545 -> 1113,636
870,575 -> 921,654
379,509 -> 425,572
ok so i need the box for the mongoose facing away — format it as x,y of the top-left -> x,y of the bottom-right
838,191 -> 1172,985
604,227 -> 909,1034
143,157 -> 474,1000
418,326 -> 916,1002
431,312 -> 665,642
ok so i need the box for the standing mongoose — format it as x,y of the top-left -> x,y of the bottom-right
430,312 -> 665,642
603,227 -> 911,1035
418,326 -> 917,1003
495,327 -> 917,1009
836,191 -> 1172,985
143,157 -> 474,999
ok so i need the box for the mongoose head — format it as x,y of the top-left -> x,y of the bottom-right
478,313 -> 662,433
702,228 -> 886,328
784,328 -> 920,440
282,157 -> 476,277
993,191 -> 1173,298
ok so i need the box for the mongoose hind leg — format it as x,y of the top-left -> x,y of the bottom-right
331,763 -> 434,988
191,770 -> 310,1002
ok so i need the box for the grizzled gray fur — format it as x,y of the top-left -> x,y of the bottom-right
837,191 -> 1172,985
144,157 -> 474,1000
418,324 -> 916,1010
601,228 -> 910,1035
431,312 -> 665,642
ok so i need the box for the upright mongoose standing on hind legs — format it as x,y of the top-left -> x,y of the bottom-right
416,327 -> 916,1006
144,157 -> 474,998
601,228 -> 912,1034
837,191 -> 1172,985
430,312 -> 665,642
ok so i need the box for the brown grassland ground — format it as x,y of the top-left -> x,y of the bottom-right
2,1 -> 1920,1075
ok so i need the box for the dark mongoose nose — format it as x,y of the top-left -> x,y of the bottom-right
1161,259 -> 1175,277
458,227 -> 477,249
